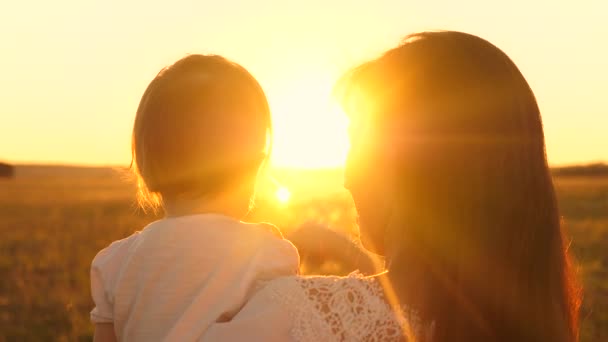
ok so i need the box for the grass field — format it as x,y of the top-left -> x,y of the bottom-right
0,166 -> 606,341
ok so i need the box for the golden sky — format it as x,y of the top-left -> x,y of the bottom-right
1,0 -> 606,168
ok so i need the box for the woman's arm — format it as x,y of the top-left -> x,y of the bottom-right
93,323 -> 117,342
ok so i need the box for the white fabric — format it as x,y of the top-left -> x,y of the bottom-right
204,273 -> 427,341
90,213 -> 299,341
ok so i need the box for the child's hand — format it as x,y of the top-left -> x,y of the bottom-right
287,221 -> 381,275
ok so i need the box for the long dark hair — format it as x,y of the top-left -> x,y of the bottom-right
338,31 -> 580,341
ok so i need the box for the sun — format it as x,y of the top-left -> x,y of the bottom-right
267,72 -> 350,169
275,186 -> 291,204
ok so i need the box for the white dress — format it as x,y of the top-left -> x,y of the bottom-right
203,273 -> 431,341
90,214 -> 299,341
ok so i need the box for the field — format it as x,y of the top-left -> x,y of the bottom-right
1,166 -> 607,341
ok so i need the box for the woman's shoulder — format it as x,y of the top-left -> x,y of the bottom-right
266,272 -> 390,301
260,273 -> 419,341
265,272 -> 386,308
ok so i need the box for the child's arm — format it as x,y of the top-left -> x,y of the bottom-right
288,221 -> 379,275
94,323 -> 117,342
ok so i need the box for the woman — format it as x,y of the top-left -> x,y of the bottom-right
203,31 -> 581,341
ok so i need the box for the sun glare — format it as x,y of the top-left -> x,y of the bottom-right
275,186 -> 291,204
267,73 -> 350,169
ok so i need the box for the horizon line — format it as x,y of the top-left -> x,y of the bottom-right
4,160 -> 608,170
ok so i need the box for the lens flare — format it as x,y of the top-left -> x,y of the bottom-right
275,186 -> 291,204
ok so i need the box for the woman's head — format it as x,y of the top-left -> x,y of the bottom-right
132,55 -> 271,212
338,31 -> 579,341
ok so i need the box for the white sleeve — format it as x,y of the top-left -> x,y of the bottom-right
204,274 -> 420,342
90,259 -> 113,323
201,277 -> 300,341
203,273 -> 426,342
90,250 -> 115,323
89,232 -> 140,323
202,275 -> 397,342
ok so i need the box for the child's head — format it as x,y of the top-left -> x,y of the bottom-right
132,55 -> 271,211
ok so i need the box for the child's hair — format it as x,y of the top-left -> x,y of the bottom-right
131,54 -> 271,210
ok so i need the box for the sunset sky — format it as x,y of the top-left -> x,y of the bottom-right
1,0 -> 606,168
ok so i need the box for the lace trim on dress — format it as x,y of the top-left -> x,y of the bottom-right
266,272 -> 429,342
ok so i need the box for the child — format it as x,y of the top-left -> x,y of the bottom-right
90,55 -> 299,341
